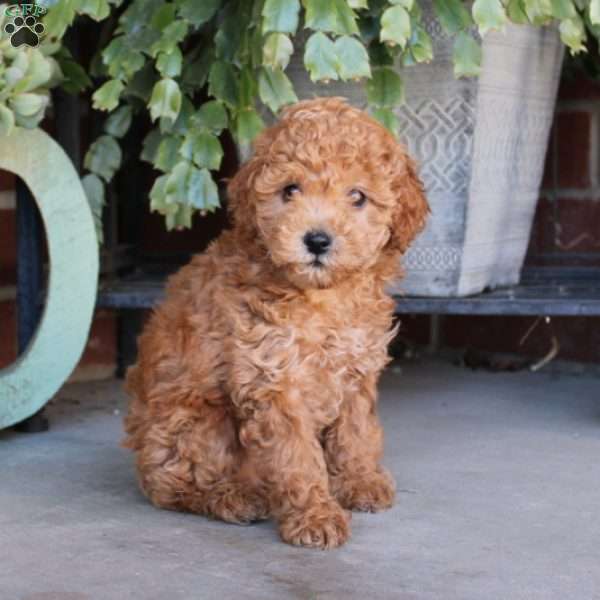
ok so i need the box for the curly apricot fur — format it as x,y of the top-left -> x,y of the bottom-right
123,98 -> 428,549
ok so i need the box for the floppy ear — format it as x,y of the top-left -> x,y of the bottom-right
227,155 -> 266,241
227,125 -> 280,239
387,149 -> 429,254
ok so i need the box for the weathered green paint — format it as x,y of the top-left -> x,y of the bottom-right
0,128 -> 99,429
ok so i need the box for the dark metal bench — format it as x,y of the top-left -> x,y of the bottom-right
96,266 -> 600,317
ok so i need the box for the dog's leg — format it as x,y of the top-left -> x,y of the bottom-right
324,374 -> 396,512
130,403 -> 268,524
239,403 -> 351,549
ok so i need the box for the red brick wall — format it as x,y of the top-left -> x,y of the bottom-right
443,72 -> 600,365
530,76 -> 600,263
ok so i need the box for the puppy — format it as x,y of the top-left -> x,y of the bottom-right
124,97 -> 428,549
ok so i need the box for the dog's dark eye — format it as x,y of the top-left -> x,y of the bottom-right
282,184 -> 301,202
349,189 -> 367,208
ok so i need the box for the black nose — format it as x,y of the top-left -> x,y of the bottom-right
303,230 -> 332,256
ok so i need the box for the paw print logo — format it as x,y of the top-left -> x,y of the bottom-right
4,15 -> 45,48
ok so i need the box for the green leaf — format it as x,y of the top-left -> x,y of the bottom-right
59,57 -> 93,94
13,50 -> 52,94
369,41 -> 395,66
193,101 -> 229,133
208,61 -> 240,108
9,93 -> 46,117
42,0 -> 76,38
235,109 -> 264,144
165,205 -> 195,230
141,129 -> 162,163
177,0 -> 220,26
348,0 -> 368,8
371,107 -> 399,136
181,48 -> 214,92
104,105 -> 132,138
550,0 -> 576,19
389,0 -> 414,6
156,48 -> 183,78
559,15 -> 586,53
84,135 -> 122,183
453,31 -> 482,77
406,25 -> 434,64
166,165 -> 190,208
150,175 -> 169,206
258,67 -> 298,113
433,0 -> 473,34
333,0 -> 360,34
149,21 -> 189,58
189,168 -> 220,211
238,67 -> 258,108
81,174 -> 105,221
214,0 -> 251,62
380,5 -> 411,48
174,99 -> 197,130
102,37 -> 145,81
118,0 -> 163,34
165,161 -> 220,210
472,0 -> 508,34
155,135 -> 182,172
149,173 -> 173,214
590,0 -> 600,24
262,0 -> 300,33
125,63 -> 157,102
524,0 -> 553,22
249,25 -> 265,68
506,0 -> 529,23
13,106 -> 48,129
180,131 -> 224,170
366,67 -> 404,107
150,3 -> 176,29
173,100 -> 199,136
0,104 -> 15,137
262,32 -> 294,70
78,0 -> 111,21
148,78 -> 182,123
334,36 -> 371,80
304,0 -> 359,35
304,32 -> 339,82
81,173 -> 105,243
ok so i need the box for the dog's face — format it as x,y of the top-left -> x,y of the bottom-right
228,98 -> 428,289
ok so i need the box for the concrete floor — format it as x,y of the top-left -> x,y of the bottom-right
1,360 -> 599,600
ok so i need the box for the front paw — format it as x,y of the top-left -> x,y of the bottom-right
332,469 -> 396,513
279,502 -> 351,549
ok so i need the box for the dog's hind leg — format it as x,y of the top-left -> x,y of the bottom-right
129,403 -> 269,524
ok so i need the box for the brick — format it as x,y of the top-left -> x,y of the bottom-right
526,196 -> 556,260
442,315 -> 600,365
0,303 -> 116,379
0,170 -> 15,191
541,126 -> 555,189
0,208 -> 16,286
554,197 -> 600,254
76,309 -> 116,371
558,74 -> 600,102
0,299 -> 17,369
556,111 -> 591,189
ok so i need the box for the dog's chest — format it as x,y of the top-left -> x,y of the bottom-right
233,289 -> 393,424
286,314 -> 390,424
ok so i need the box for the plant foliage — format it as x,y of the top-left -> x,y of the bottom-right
1,0 -> 600,234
